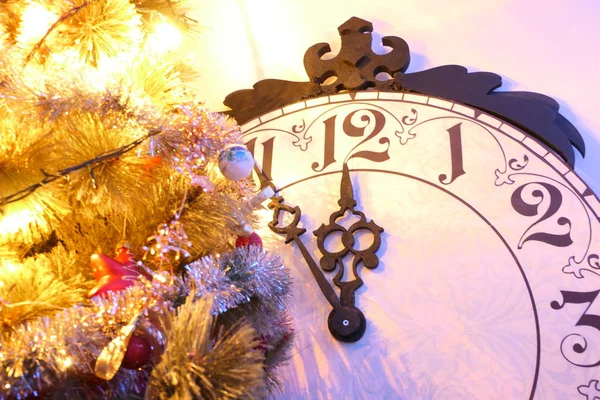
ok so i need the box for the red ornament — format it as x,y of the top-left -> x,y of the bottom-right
235,232 -> 263,248
142,155 -> 162,175
89,246 -> 149,298
122,335 -> 152,369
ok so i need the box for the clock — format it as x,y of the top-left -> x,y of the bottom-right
225,17 -> 600,399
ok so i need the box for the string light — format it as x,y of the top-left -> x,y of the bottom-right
0,208 -> 39,238
149,22 -> 183,53
0,129 -> 162,209
18,3 -> 57,44
1,261 -> 20,274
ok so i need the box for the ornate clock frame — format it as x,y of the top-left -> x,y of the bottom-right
224,17 -> 600,399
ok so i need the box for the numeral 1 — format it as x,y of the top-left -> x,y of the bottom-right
439,122 -> 466,185
312,115 -> 337,172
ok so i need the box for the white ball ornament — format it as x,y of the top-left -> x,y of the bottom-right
218,144 -> 255,181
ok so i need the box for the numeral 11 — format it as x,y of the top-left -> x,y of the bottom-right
246,136 -> 275,180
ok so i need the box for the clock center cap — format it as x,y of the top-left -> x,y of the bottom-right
328,306 -> 366,342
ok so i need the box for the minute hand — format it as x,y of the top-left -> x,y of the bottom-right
268,196 -> 341,309
261,166 -> 376,342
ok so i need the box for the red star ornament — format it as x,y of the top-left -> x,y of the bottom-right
89,246 -> 149,298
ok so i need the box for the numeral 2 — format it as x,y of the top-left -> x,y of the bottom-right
511,182 -> 573,248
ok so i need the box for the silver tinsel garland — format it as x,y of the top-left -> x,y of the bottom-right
0,247 -> 292,399
182,246 -> 291,315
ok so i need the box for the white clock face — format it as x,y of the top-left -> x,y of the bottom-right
241,92 -> 600,399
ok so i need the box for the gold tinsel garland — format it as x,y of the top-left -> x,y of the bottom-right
0,2 -> 294,399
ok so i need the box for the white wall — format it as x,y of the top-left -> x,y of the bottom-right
189,0 -> 600,194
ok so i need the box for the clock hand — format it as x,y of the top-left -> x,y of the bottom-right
314,163 -> 383,308
268,197 -> 341,309
260,165 -> 381,342
313,163 -> 384,342
255,167 -> 340,309
269,195 -> 372,343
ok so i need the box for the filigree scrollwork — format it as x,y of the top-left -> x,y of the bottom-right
579,379 -> 600,399
495,155 -> 530,185
508,155 -> 530,171
563,254 -> 600,279
395,108 -> 418,145
225,18 -> 584,166
291,119 -> 311,151
401,108 -> 418,125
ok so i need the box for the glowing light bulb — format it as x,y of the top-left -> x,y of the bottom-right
18,3 -> 57,44
0,204 -> 46,239
0,209 -> 33,235
0,259 -> 21,273
0,28 -> 7,50
60,357 -> 72,369
149,22 -> 182,53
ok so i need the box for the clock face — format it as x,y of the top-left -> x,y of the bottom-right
241,91 -> 600,399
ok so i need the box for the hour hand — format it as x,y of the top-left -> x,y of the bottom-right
313,163 -> 384,342
268,192 -> 342,306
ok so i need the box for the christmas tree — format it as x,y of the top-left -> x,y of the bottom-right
0,1 -> 293,398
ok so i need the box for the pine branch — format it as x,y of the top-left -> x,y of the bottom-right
0,128 -> 162,209
24,1 -> 92,66
133,0 -> 199,32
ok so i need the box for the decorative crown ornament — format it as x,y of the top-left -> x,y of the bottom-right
303,16 -> 410,92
